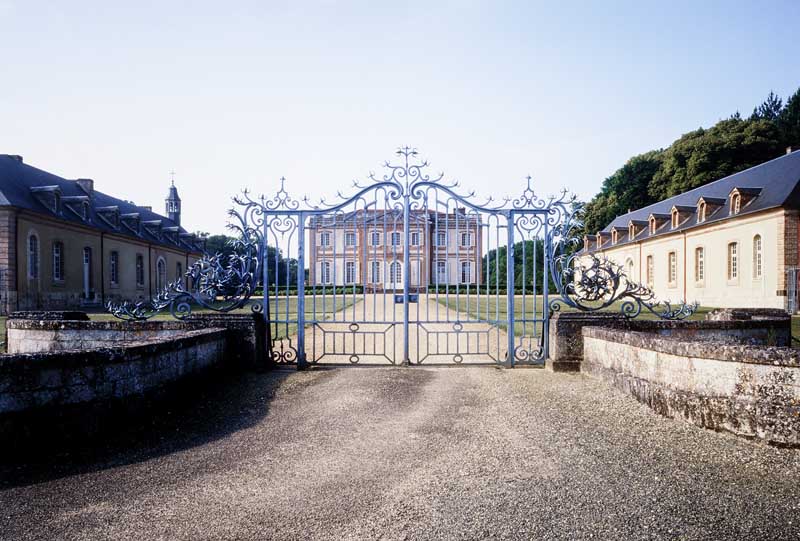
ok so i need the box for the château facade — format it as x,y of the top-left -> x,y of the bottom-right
0,154 -> 204,314
583,147 -> 800,310
309,209 -> 483,290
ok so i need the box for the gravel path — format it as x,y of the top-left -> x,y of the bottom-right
1,367 -> 799,540
297,293 -> 511,364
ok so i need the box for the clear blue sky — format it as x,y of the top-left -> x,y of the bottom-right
1,1 -> 798,235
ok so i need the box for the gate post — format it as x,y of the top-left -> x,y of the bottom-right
296,213 -> 308,369
506,212 -> 515,367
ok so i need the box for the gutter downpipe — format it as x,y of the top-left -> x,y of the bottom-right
683,231 -> 687,301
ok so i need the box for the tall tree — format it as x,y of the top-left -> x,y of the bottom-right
751,91 -> 783,121
779,88 -> 800,146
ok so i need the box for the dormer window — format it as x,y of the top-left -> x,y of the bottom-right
698,202 -> 707,223
611,229 -> 619,245
54,193 -> 61,214
96,206 -> 120,229
649,217 -> 656,235
82,201 -> 90,220
731,193 -> 741,215
728,188 -> 760,216
671,209 -> 678,229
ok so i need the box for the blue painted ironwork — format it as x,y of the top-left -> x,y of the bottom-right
108,147 -> 697,367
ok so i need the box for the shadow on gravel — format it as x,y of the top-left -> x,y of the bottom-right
0,368 -> 294,489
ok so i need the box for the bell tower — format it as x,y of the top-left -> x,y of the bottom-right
165,172 -> 181,225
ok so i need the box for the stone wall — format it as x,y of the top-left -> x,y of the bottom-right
582,326 -> 800,447
6,312 -> 269,368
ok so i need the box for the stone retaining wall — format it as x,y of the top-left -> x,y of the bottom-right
582,326 -> 800,447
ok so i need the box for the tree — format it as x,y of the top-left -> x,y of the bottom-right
751,91 -> 783,121
648,117 -> 784,199
779,88 -> 800,146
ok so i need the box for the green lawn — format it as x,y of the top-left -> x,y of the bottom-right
436,294 -> 717,337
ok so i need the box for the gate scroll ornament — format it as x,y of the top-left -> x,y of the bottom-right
108,147 -> 697,366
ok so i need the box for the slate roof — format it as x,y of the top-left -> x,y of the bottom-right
0,154 -> 202,253
587,150 -> 800,252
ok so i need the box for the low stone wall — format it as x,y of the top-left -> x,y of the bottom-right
6,312 -> 269,368
583,326 -> 800,447
0,328 -> 226,415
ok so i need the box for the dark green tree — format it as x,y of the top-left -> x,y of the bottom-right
779,88 -> 800,146
751,91 -> 783,121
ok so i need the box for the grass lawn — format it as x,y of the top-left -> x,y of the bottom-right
436,294 -> 715,337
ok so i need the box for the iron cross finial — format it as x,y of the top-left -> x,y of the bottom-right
170,170 -> 176,185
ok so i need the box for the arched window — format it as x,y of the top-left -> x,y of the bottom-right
698,202 -> 706,223
52,241 -> 64,282
27,233 -> 39,279
82,247 -> 93,299
646,255 -> 654,287
156,257 -> 167,291
727,242 -> 738,280
388,261 -> 402,284
753,235 -> 762,279
671,210 -> 678,229
731,194 -> 741,215
695,247 -> 704,283
626,258 -> 634,278
628,224 -> 635,239
611,230 -> 618,245
649,217 -> 656,235
176,262 -> 183,281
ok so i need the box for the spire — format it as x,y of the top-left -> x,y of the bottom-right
166,172 -> 181,225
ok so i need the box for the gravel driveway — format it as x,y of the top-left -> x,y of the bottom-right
1,367 -> 798,540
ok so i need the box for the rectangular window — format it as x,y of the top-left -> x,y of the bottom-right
176,262 -> 183,281
370,231 -> 381,246
320,261 -> 331,284
728,242 -> 738,280
460,261 -> 472,283
436,260 -> 447,283
410,231 -> 420,246
28,235 -> 39,279
436,231 -> 447,247
460,232 -> 472,247
646,255 -> 654,287
345,261 -> 356,284
345,231 -> 356,247
390,232 -> 401,246
695,247 -> 704,283
668,251 -> 677,285
110,251 -> 119,285
370,261 -> 381,283
320,232 -> 331,247
136,254 -> 145,286
52,241 -> 64,282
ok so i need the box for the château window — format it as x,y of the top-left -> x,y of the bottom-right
28,233 -> 39,279
319,232 -> 331,247
52,241 -> 64,282
611,230 -> 618,245
460,232 -> 472,247
436,231 -> 447,247
390,261 -> 402,284
110,251 -> 119,285
646,255 -> 654,287
410,231 -> 420,246
390,232 -> 402,247
345,231 -> 356,247
695,247 -> 704,283
727,242 -> 738,280
345,261 -> 356,284
157,258 -> 167,291
698,202 -> 707,223
135,254 -> 145,287
320,261 -> 332,284
176,262 -> 182,281
436,260 -> 447,283
649,218 -> 656,235
628,225 -> 635,239
370,231 -> 381,247
671,210 -> 678,229
460,261 -> 473,284
668,251 -> 677,286
753,235 -> 762,279
370,261 -> 382,283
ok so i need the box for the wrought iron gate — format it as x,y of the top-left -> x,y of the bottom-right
235,148 -> 576,367
108,147 -> 696,367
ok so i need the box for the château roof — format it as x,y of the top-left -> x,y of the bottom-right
0,154 -> 202,253
589,149 -> 800,252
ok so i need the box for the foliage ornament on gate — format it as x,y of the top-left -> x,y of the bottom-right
108,147 -> 697,349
